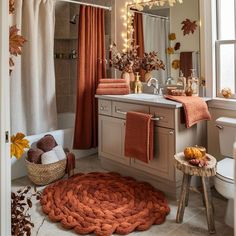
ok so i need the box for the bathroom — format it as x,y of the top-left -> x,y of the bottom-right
0,0 -> 236,235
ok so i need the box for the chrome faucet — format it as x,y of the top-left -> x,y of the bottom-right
147,78 -> 160,95
165,76 -> 174,85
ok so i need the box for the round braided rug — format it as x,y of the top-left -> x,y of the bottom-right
40,172 -> 170,236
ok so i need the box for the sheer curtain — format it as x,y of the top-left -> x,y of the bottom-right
11,0 -> 57,135
143,15 -> 169,84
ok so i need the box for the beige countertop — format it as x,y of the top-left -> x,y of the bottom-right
95,93 -> 212,109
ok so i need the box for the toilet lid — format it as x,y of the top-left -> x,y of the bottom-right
216,158 -> 234,182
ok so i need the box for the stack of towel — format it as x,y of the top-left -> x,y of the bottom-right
96,79 -> 130,95
27,134 -> 66,165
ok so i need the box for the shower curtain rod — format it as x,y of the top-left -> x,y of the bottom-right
131,10 -> 169,20
55,0 -> 112,11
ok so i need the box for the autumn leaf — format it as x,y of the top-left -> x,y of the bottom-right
9,25 -> 27,56
166,47 -> 174,55
11,133 -> 30,160
181,18 -> 198,36
172,59 -> 180,70
9,0 -> 15,14
168,33 -> 176,41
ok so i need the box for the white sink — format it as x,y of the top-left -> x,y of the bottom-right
123,93 -> 162,100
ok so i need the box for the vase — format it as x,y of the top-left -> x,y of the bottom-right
121,71 -> 130,85
144,71 -> 152,82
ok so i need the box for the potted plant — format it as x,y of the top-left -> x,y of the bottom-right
109,43 -> 141,84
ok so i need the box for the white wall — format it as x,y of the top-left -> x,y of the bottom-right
170,0 -> 200,79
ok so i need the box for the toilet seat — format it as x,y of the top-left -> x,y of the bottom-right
216,158 -> 234,184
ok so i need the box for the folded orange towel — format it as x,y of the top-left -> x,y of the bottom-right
98,83 -> 129,89
96,87 -> 130,95
125,112 -> 154,163
165,95 -> 211,128
99,79 -> 126,84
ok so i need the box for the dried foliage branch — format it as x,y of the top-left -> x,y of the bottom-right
11,186 -> 42,236
109,43 -> 142,73
141,52 -> 165,72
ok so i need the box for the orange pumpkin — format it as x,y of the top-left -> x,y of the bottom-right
184,147 -> 203,160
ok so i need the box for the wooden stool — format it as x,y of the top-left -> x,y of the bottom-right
174,152 -> 217,234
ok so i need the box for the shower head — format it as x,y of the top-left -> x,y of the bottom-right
70,14 -> 78,24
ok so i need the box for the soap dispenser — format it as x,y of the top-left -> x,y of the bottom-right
187,69 -> 199,96
134,72 -> 143,94
177,70 -> 186,90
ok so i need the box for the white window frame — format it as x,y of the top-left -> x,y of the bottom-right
215,0 -> 236,99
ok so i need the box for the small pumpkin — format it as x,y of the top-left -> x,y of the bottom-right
184,147 -> 203,160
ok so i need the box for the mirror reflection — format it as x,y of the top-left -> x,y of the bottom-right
129,0 -> 200,86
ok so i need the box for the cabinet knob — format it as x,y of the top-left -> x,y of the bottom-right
100,106 -> 104,110
169,130 -> 174,135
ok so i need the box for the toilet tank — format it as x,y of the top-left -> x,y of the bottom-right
216,117 -> 236,158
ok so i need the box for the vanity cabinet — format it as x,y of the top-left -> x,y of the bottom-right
97,97 -> 207,198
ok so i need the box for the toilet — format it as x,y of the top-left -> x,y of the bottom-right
214,117 -> 235,228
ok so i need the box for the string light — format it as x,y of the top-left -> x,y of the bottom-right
120,0 -> 183,51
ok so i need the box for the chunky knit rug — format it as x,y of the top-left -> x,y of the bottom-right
40,172 -> 170,236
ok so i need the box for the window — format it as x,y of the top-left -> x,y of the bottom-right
216,0 -> 236,98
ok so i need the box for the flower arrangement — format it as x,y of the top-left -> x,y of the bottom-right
141,52 -> 165,72
109,43 -> 141,73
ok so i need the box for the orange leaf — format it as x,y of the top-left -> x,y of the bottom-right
9,25 -> 27,56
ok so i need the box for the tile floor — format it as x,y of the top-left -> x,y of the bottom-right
12,155 -> 234,236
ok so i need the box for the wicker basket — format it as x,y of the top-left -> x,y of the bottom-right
25,157 -> 67,186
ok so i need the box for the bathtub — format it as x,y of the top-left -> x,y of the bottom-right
11,112 -> 97,180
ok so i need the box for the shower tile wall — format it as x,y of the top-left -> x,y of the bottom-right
54,2 -> 78,113
54,1 -> 112,113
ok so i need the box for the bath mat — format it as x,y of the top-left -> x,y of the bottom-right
40,172 -> 170,236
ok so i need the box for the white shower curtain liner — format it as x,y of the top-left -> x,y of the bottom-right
143,15 -> 169,84
11,0 -> 57,135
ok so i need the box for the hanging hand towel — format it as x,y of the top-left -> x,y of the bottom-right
125,111 -> 154,163
164,95 -> 211,128
41,150 -> 59,165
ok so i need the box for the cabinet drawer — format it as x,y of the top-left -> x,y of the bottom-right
98,100 -> 112,116
112,102 -> 149,119
150,106 -> 174,128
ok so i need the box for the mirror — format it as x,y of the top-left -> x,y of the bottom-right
127,0 -> 200,85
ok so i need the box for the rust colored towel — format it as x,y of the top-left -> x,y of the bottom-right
165,95 -> 211,128
180,52 -> 193,78
98,83 -> 128,89
99,78 -> 127,83
125,111 -> 154,163
96,87 -> 130,95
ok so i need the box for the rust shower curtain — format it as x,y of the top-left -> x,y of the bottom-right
133,12 -> 145,79
73,6 -> 106,149
133,12 -> 144,57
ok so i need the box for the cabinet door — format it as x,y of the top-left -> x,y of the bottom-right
132,127 -> 175,181
98,115 -> 130,165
